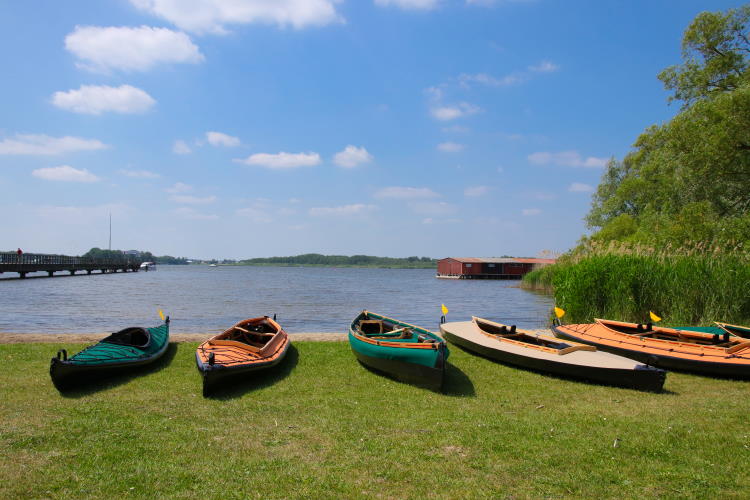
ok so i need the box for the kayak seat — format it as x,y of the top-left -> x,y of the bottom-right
102,327 -> 150,348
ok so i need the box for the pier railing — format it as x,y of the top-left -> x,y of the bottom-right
0,252 -> 143,278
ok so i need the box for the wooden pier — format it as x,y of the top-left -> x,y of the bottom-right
0,252 -> 142,279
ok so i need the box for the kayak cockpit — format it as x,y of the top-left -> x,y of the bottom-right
596,319 -> 735,346
100,327 -> 151,349
473,317 -> 596,355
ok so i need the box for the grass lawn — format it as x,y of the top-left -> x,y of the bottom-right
1,340 -> 749,499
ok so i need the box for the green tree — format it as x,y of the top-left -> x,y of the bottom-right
659,5 -> 750,106
585,5 -> 750,248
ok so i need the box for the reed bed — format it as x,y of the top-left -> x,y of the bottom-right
522,241 -> 750,325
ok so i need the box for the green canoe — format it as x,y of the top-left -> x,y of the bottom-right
348,310 -> 449,391
50,318 -> 170,390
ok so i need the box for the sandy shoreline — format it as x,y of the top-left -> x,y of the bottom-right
0,332 -> 348,344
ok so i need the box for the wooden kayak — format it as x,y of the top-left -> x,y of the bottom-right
552,319 -> 750,378
440,317 -> 665,391
349,310 -> 449,391
195,316 -> 289,396
50,318 -> 170,391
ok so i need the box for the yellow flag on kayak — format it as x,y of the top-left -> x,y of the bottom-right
649,311 -> 662,322
554,306 -> 565,319
158,309 -> 165,321
441,304 -> 449,315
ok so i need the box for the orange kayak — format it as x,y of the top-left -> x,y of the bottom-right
552,319 -> 750,378
196,316 -> 290,396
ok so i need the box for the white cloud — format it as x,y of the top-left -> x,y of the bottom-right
65,25 -> 204,72
166,182 -> 193,194
459,60 -> 558,89
309,204 -> 376,216
234,151 -> 321,169
52,84 -> 155,115
442,125 -> 470,134
437,141 -> 464,153
430,102 -> 480,121
459,72 -> 523,87
32,165 -> 100,183
0,134 -> 107,155
206,131 -> 240,147
374,186 -> 439,199
409,201 -> 456,215
522,208 -> 541,216
36,203 -> 130,221
333,145 -> 373,168
464,185 -> 490,197
569,182 -> 594,193
170,194 -> 216,204
374,0 -> 439,9
173,140 -> 192,155
529,60 -> 560,73
236,207 -> 273,223
173,207 -> 218,220
119,169 -> 160,178
130,0 -> 343,34
528,151 -> 608,168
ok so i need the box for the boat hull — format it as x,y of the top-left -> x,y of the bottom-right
50,322 -> 170,391
441,321 -> 665,391
348,311 -> 448,391
196,340 -> 290,396
195,316 -> 290,396
553,323 -> 750,378
349,334 -> 446,391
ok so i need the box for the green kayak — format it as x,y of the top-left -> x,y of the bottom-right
349,310 -> 449,391
50,318 -> 170,390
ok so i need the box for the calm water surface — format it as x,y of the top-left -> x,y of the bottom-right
1,266 -> 553,334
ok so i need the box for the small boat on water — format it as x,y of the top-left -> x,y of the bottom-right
553,319 -> 750,378
195,316 -> 290,396
139,261 -> 156,271
440,317 -> 666,391
348,310 -> 449,391
50,318 -> 170,390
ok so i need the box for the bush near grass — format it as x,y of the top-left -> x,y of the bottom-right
2,340 -> 749,499
522,242 -> 750,325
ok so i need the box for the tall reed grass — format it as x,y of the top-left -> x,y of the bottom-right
522,241 -> 750,325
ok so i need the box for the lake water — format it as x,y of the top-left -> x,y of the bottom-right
1,266 -> 554,334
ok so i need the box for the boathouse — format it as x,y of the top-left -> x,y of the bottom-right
436,257 -> 555,279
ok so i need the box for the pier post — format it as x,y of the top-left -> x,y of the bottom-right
47,271 -> 53,277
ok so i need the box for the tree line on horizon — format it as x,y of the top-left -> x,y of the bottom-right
583,5 -> 750,249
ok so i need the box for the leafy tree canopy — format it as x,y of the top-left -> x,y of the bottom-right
585,5 -> 750,249
659,6 -> 750,106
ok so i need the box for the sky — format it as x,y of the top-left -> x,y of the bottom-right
0,0 -> 743,259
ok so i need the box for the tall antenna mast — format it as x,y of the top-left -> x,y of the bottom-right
109,212 -> 112,251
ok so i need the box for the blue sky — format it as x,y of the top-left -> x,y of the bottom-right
1,0 -> 742,259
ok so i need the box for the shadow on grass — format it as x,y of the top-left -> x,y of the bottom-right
358,361 -> 476,397
442,362 -> 476,397
448,342 -> 675,395
56,342 -> 179,398
204,344 -> 300,400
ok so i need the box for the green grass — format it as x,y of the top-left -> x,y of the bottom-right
2,341 -> 749,499
522,247 -> 750,325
